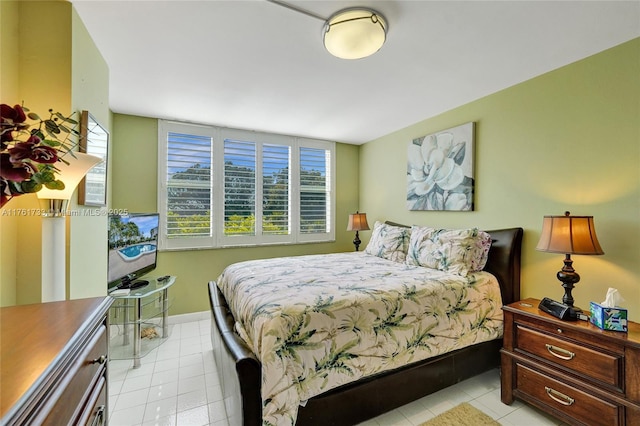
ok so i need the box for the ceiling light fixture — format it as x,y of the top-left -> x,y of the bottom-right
267,1 -> 388,60
323,8 -> 387,59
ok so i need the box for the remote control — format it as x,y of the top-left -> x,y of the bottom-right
157,275 -> 170,282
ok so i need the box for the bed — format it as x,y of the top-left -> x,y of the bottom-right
209,226 -> 523,426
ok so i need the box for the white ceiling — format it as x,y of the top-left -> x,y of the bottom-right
72,1 -> 640,144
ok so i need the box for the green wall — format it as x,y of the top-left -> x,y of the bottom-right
360,38 -> 640,321
111,114 -> 360,315
68,6 -> 111,300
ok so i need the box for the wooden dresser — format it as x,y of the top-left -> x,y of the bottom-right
0,297 -> 113,425
501,298 -> 640,426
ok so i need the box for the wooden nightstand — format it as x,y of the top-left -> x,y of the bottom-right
500,298 -> 640,426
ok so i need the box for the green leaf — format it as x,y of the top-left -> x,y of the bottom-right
32,129 -> 45,139
27,112 -> 41,120
44,180 -> 65,190
56,112 -> 78,125
33,169 -> 56,184
41,139 -> 62,147
21,180 -> 42,193
44,119 -> 61,134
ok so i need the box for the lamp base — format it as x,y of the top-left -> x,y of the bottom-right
353,231 -> 361,251
41,215 -> 66,302
557,253 -> 580,308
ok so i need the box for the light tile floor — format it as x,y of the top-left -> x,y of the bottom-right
108,317 -> 565,426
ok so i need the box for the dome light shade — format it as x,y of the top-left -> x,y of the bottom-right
323,8 -> 387,59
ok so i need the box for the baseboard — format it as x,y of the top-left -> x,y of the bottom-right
169,310 -> 209,324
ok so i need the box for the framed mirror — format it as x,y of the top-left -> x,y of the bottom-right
78,110 -> 109,206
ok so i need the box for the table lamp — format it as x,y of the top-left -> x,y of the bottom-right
346,211 -> 369,251
535,211 -> 604,309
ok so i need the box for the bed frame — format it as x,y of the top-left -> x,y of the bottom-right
208,227 -> 523,426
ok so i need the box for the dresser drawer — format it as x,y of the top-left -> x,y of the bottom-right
76,375 -> 107,426
516,363 -> 621,426
38,325 -> 108,424
516,325 -> 622,389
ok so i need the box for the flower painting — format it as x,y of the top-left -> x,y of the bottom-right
407,122 -> 475,211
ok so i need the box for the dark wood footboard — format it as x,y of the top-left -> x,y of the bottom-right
209,227 -> 523,426
209,281 -> 262,426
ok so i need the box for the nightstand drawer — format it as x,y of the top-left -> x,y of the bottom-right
516,363 -> 620,426
516,325 -> 621,389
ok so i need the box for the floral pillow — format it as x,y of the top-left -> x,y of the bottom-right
364,221 -> 412,263
405,226 -> 492,276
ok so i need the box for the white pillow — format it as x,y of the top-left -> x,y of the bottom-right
364,221 -> 412,263
405,226 -> 491,276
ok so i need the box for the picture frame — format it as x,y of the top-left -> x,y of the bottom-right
407,122 -> 475,211
78,110 -> 109,206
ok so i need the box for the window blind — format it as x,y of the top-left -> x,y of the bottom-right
159,121 -> 335,249
300,147 -> 330,233
166,132 -> 212,238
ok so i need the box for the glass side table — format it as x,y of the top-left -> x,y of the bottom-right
108,276 -> 175,368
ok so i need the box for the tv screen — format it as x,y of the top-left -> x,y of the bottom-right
108,213 -> 159,291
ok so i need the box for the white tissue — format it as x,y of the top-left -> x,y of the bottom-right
601,287 -> 625,308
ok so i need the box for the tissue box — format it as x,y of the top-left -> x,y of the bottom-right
589,302 -> 628,332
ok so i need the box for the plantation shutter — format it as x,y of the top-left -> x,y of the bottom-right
166,132 -> 212,238
299,146 -> 331,234
223,139 -> 256,236
262,144 -> 290,235
159,120 -> 334,248
158,120 -> 219,250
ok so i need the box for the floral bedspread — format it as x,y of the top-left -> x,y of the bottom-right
216,252 -> 503,426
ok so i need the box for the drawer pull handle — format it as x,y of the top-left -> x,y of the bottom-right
545,344 -> 575,360
545,386 -> 575,406
92,355 -> 107,365
91,405 -> 106,426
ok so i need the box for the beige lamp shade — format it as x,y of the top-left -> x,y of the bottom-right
323,9 -> 387,59
36,152 -> 102,200
347,212 -> 370,231
536,212 -> 604,255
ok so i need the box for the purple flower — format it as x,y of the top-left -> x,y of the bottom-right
8,136 -> 58,164
1,104 -> 28,145
0,153 -> 34,182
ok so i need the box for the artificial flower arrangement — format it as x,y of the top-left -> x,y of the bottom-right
1,103 -> 80,208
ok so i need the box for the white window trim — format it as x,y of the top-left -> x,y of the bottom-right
158,120 -> 335,250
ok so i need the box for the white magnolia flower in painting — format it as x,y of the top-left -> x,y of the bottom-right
407,132 -> 471,211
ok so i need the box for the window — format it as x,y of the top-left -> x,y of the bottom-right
300,146 -> 331,234
158,121 -> 335,250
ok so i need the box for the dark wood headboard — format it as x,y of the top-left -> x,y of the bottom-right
484,227 -> 523,305
382,222 -> 523,305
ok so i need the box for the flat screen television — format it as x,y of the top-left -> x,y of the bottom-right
108,213 -> 159,291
